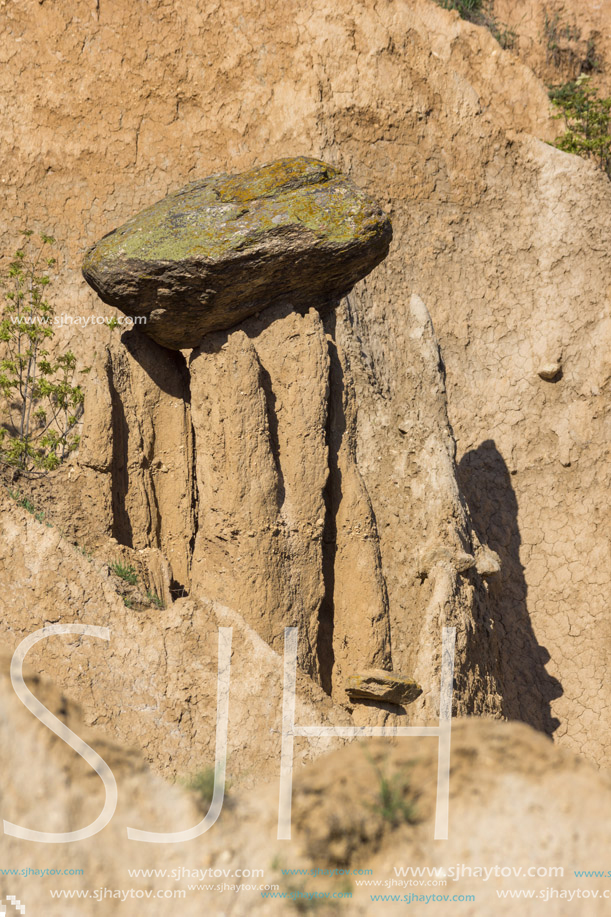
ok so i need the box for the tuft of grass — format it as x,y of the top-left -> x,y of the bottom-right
8,488 -> 45,522
542,8 -> 599,76
271,857 -> 350,913
182,765 -> 231,813
436,0 -> 483,20
488,19 -> 517,50
542,7 -> 580,70
146,590 -> 165,609
184,767 -> 218,806
365,752 -> 419,828
110,561 -> 138,585
435,0 -> 517,50
375,771 -> 417,826
282,879 -> 326,914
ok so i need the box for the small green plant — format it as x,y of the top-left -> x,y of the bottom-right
488,20 -> 517,51
366,753 -> 419,828
0,232 -> 86,473
110,561 -> 138,585
549,75 -> 611,178
185,767 -> 216,806
146,590 -> 165,609
123,597 -> 133,608
182,765 -> 230,810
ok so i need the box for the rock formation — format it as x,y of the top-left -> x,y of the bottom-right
188,302 -> 396,692
77,329 -> 195,589
1,128 -> 508,782
75,157 -> 504,716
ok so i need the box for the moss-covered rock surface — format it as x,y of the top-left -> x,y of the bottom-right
82,157 -> 392,349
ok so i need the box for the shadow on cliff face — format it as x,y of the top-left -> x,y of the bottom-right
317,323 -> 344,696
121,327 -> 190,398
458,440 -> 562,737
107,363 -> 132,548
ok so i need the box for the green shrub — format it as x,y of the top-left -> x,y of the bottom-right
0,232 -> 85,474
549,76 -> 611,178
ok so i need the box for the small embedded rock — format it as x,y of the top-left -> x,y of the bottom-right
475,546 -> 501,577
538,362 -> 561,381
419,545 -> 476,576
345,669 -> 422,705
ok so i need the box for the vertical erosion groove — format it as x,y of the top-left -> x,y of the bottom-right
108,362 -> 133,548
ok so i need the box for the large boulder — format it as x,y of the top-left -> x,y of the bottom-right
81,157 -> 392,349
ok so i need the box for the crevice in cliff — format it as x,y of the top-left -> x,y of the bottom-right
258,362 -> 286,511
172,366 -> 196,600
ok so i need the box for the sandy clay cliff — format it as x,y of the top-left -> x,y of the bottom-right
0,0 -> 610,912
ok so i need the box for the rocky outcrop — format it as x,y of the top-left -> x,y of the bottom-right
189,306 -> 332,678
2,278 -> 505,734
82,157 -> 392,349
